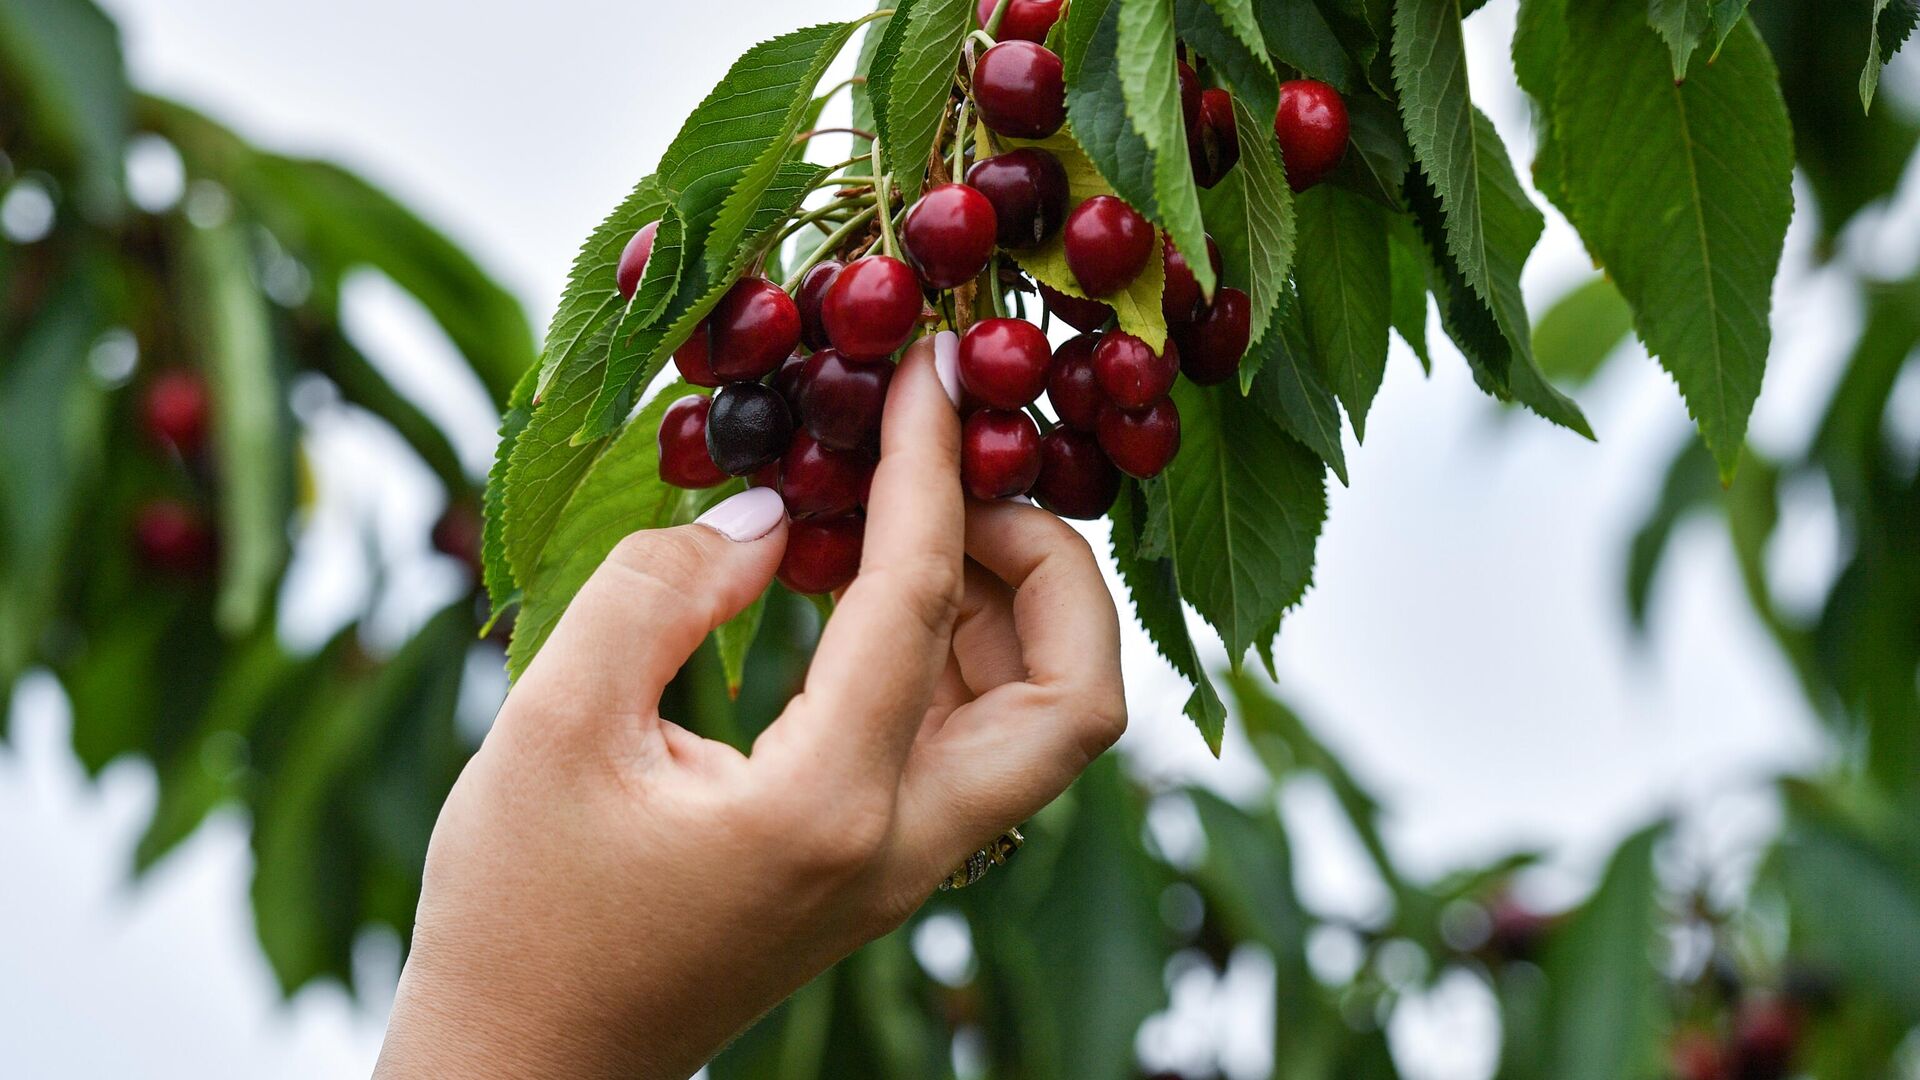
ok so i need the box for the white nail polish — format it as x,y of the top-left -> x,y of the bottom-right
694,486 -> 786,542
932,330 -> 962,409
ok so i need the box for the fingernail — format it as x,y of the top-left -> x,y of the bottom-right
932,330 -> 962,409
694,486 -> 786,543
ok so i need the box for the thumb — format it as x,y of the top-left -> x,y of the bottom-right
514,486 -> 788,725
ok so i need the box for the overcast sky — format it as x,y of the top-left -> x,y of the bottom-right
3,1 -> 1881,1077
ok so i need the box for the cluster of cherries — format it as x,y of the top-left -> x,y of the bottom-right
132,370 -> 219,576
630,0 -> 1348,594
1670,997 -> 1804,1080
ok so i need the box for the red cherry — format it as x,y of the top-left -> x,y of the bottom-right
780,432 -> 876,518
796,260 -> 844,351
798,349 -> 892,451
961,409 -> 1042,499
1092,331 -> 1179,409
965,149 -> 1069,250
974,41 -> 1067,140
770,352 -> 811,412
1732,999 -> 1801,1080
708,277 -> 802,382
671,319 -> 723,388
748,460 -> 781,491
615,220 -> 660,301
1192,89 -> 1239,189
141,369 -> 211,455
430,502 -> 485,573
1178,60 -> 1201,134
706,382 -> 794,476
1175,287 -> 1251,386
1064,196 -> 1155,297
1033,428 -> 1121,519
658,394 -> 730,489
1671,1031 -> 1729,1080
1485,894 -> 1555,961
903,183 -> 999,290
822,255 -> 923,361
1097,398 -> 1181,477
1039,281 -> 1113,332
1046,333 -> 1106,431
976,0 -> 1064,42
959,318 -> 1052,409
133,500 -> 215,576
1162,235 -> 1222,325
1275,80 -> 1348,192
779,515 -> 865,594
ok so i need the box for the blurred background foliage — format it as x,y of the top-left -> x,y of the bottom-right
2,1 -> 1918,1078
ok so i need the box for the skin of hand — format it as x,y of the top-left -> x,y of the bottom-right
374,333 -> 1127,1080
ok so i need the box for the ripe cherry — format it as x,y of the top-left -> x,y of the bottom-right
430,502 -> 485,573
708,277 -> 802,381
1484,894 -> 1555,961
779,514 -> 865,594
706,381 -> 793,476
959,317 -> 1052,409
781,432 -> 875,517
974,41 -> 1067,140
770,352 -> 811,411
1046,333 -> 1107,431
1731,999 -> 1800,1080
1178,60 -> 1202,134
1097,397 -> 1181,478
1033,428 -> 1121,519
796,259 -> 844,351
1275,80 -> 1348,192
798,349 -> 892,451
615,220 -> 660,301
1039,281 -> 1113,332
1671,1031 -> 1729,1080
965,149 -> 1069,249
1175,287 -> 1251,386
1162,235 -> 1222,325
1093,331 -> 1179,409
672,321 -> 723,388
976,0 -> 1064,42
903,183 -> 999,290
822,255 -> 923,361
1064,195 -> 1155,297
141,369 -> 211,455
134,499 -> 215,576
961,409 -> 1042,499
1192,88 -> 1239,189
658,394 -> 730,489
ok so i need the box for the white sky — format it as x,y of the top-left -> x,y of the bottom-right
7,1 -> 1897,1077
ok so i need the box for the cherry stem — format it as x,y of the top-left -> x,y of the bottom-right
966,29 -> 999,53
794,126 -> 877,144
815,75 -> 867,108
983,0 -> 1011,37
772,196 -> 874,246
951,97 -> 970,178
869,138 -> 901,260
782,204 -> 879,291
854,8 -> 897,28
983,255 -> 1005,318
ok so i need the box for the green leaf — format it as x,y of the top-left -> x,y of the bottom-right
504,322 -> 616,588
715,592 -> 768,700
1110,483 -> 1228,750
1293,185 -> 1390,440
1533,275 -> 1634,387
626,204 -> 685,330
1623,439 -> 1717,631
0,0 -> 129,217
1118,0 -> 1216,301
1647,0 -> 1710,81
1160,379 -> 1327,665
1174,0 -> 1278,119
870,0 -> 971,205
1387,216 -> 1433,372
1336,91 -> 1414,208
1554,7 -> 1792,479
1188,789 -> 1311,956
1062,0 -> 1162,222
1541,821 -> 1671,1080
1862,0 -> 1920,112
1709,0 -> 1752,56
484,367 -> 537,618
1227,94 -> 1296,347
1252,0 -> 1356,92
1778,784 -> 1920,1020
1202,0 -> 1269,61
1245,301 -> 1349,484
531,176 -> 669,401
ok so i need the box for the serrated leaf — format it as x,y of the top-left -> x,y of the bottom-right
1533,275 -> 1634,387
1294,184 -> 1390,440
1222,95 -> 1296,347
715,592 -> 768,699
532,176 -> 669,401
1062,0 -> 1162,221
1623,438 -> 1717,630
1541,821 -> 1672,1080
1555,7 -> 1791,479
1387,215 -> 1433,372
1110,484 -> 1228,751
1252,0 -> 1356,92
1863,1 -> 1920,112
483,366 -> 537,618
1118,0 -> 1216,300
1647,0 -> 1710,81
1174,0 -> 1278,119
626,204 -> 685,329
1337,91 -> 1413,207
504,322 -> 615,588
870,0 -> 971,204
1246,299 -> 1349,485
1708,0 -> 1751,55
1004,129 -> 1170,348
1202,0 -> 1268,60
0,0 -> 128,217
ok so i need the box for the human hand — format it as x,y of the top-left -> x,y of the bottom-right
374,333 -> 1127,1080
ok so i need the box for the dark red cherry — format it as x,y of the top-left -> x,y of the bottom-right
1732,999 -> 1801,1080
965,149 -> 1069,249
706,382 -> 794,476
1162,235 -> 1222,325
1046,333 -> 1106,431
134,500 -> 215,576
1039,281 -> 1113,332
430,502 -> 484,574
778,514 -> 865,594
771,352 -> 811,411
658,394 -> 730,489
961,409 -> 1043,499
1178,60 -> 1202,134
1064,195 -> 1155,297
708,277 -> 802,382
141,369 -> 211,455
1192,89 -> 1240,189
672,319 -> 723,388
902,183 -> 999,290
1669,1031 -> 1728,1080
796,260 -> 844,351
1033,428 -> 1121,519
1275,80 -> 1348,192
1092,331 -> 1179,409
1175,287 -> 1251,386
780,432 -> 876,518
977,0 -> 1064,42
1097,398 -> 1181,478
615,220 -> 660,301
959,317 -> 1052,409
822,255 -> 923,361
974,41 -> 1067,140
748,460 -> 781,491
799,350 -> 893,451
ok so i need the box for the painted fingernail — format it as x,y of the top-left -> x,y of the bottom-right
694,486 -> 786,543
932,330 -> 962,409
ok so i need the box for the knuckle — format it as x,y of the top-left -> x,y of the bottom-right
862,558 -> 964,638
604,530 -> 710,603
1072,691 -> 1129,760
745,784 -> 893,877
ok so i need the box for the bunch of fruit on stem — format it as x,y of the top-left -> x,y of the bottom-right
641,0 -> 1349,594
132,369 -> 219,577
